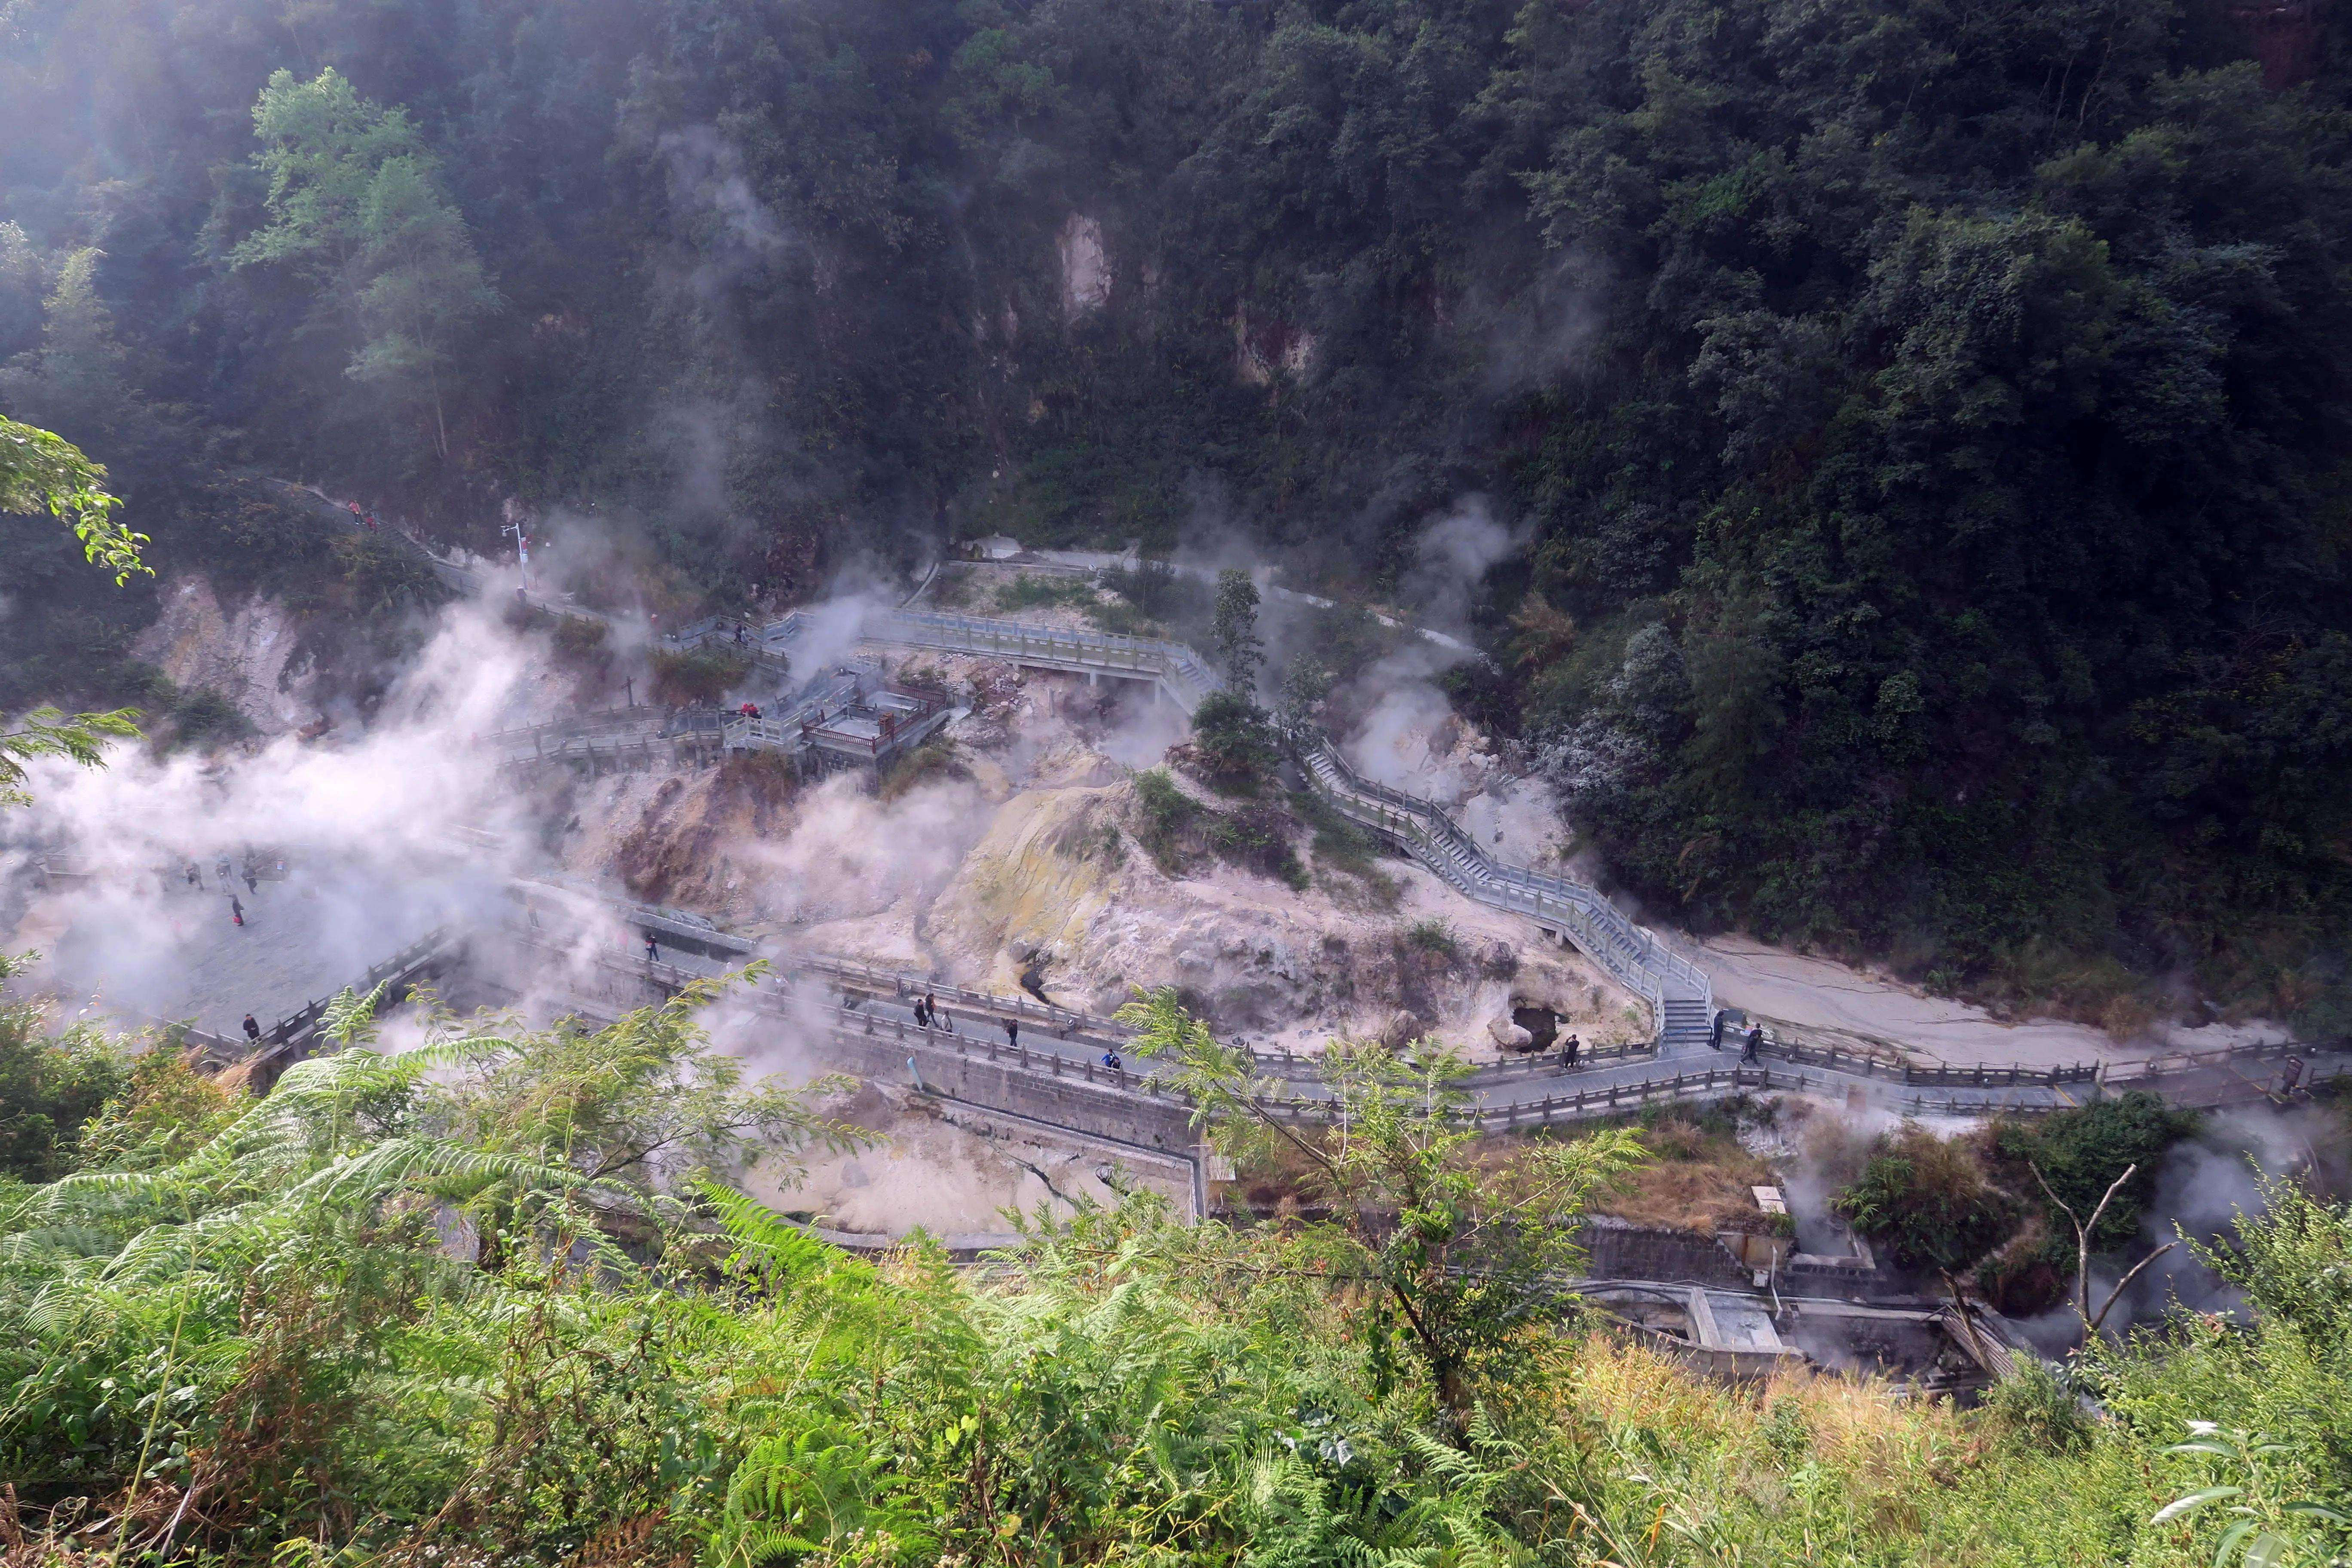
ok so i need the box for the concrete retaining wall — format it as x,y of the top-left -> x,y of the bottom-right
1579,1216 -> 1755,1288
511,940 -> 1200,1153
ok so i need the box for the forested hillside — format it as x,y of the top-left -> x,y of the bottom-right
4,0 -> 2351,1024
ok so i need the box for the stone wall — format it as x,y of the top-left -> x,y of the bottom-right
1578,1216 -> 1754,1288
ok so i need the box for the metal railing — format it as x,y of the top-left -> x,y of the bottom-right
864,609 -> 1219,707
1298,741 -> 1709,1032
482,704 -> 662,753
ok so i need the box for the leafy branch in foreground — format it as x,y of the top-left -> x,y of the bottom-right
0,704 -> 142,808
0,413 -> 146,583
1120,985 -> 1645,1419
2152,1422 -> 2350,1568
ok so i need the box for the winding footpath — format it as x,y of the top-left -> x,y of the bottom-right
257,494 -> 2335,1118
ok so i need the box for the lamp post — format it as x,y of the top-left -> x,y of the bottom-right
501,521 -> 533,594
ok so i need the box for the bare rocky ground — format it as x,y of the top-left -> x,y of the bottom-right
135,575 -> 318,735
565,655 -> 1649,1057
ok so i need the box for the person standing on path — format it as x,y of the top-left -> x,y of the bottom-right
243,1013 -> 261,1044
1004,1016 -> 1019,1050
1710,1011 -> 1726,1050
242,868 -> 258,895
644,932 -> 660,963
186,862 -> 203,890
914,995 -> 931,1029
230,895 -> 245,927
216,854 -> 233,887
1562,1032 -> 1581,1069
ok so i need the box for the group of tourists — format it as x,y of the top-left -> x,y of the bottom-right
909,988 -> 1126,1072
184,853 -> 262,927
1709,1010 -> 1768,1062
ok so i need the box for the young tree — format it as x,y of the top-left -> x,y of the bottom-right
1276,657 -> 1332,742
1121,987 -> 1645,1418
1211,567 -> 1265,698
234,69 -> 499,459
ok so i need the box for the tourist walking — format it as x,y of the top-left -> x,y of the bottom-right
230,896 -> 245,927
186,862 -> 202,889
242,1013 -> 261,1044
914,995 -> 931,1028
243,868 -> 258,895
2281,1055 -> 2306,1097
1101,1050 -> 1122,1072
216,854 -> 233,886
1004,1017 -> 1019,1049
1741,1024 -> 1762,1064
644,932 -> 660,963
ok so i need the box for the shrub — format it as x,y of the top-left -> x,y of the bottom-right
1134,769 -> 1305,886
171,685 -> 255,744
1186,689 -> 1280,794
332,530 -> 448,616
878,737 -> 967,802
1403,919 -> 1461,962
1203,804 -> 1308,889
1832,1123 -> 2014,1271
1097,558 -> 1183,618
1133,768 -> 1197,873
994,573 -> 1096,612
652,647 -> 751,706
1990,1091 -> 2195,1255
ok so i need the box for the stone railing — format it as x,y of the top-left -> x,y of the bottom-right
1298,742 -> 1709,1030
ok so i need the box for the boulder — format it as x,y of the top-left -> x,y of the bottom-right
1488,1015 -> 1534,1050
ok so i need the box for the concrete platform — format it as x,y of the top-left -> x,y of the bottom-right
47,851 -> 490,1041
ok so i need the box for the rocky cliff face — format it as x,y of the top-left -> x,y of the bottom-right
133,575 -> 316,734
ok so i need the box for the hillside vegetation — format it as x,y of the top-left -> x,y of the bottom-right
4,0 -> 2351,1019
3,981 -> 2350,1565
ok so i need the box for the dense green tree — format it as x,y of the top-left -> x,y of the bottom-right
0,954 -> 129,1181
235,68 -> 499,458
1210,567 -> 1265,694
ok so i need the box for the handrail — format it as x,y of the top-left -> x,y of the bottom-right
1298,739 -> 1707,1032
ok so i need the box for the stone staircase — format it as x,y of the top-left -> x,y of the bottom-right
1660,996 -> 1715,1054
1297,741 -> 1711,1045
